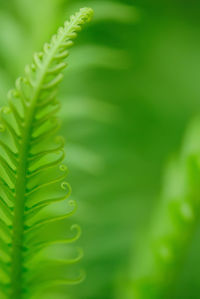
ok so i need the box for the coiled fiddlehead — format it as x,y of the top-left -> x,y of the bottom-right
0,7 -> 93,299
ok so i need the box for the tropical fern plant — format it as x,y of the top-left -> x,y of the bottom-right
0,7 -> 93,299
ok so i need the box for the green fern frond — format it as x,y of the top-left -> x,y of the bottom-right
123,118 -> 200,299
0,7 -> 93,298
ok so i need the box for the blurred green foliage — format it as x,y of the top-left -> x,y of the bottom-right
1,0 -> 200,298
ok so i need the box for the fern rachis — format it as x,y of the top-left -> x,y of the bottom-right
0,7 -> 93,298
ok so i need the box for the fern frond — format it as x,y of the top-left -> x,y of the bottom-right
123,118 -> 200,299
0,7 -> 93,298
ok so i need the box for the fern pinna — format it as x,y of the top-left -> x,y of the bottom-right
0,7 -> 93,298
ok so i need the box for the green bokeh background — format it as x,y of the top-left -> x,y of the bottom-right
1,0 -> 200,298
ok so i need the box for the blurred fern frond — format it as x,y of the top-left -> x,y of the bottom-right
123,118 -> 200,299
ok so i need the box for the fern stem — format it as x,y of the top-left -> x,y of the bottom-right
11,111 -> 32,297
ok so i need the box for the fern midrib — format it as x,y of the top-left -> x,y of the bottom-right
10,15 -> 79,298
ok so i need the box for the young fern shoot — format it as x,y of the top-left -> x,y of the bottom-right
0,7 -> 93,298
